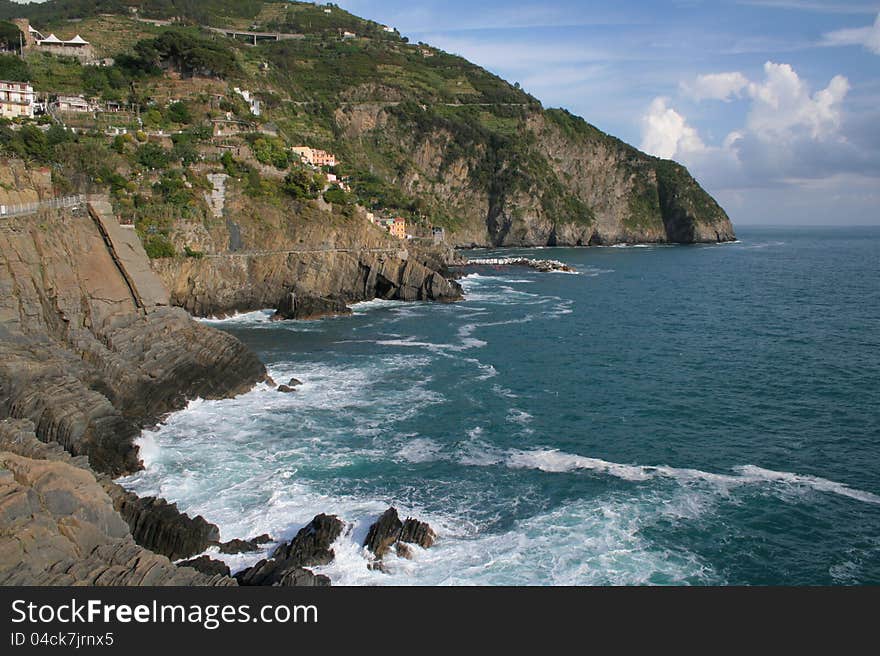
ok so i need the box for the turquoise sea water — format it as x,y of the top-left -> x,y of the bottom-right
121,227 -> 880,585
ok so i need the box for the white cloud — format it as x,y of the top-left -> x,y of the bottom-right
682,72 -> 750,101
640,97 -> 705,158
640,62 -> 863,191
746,62 -> 849,140
822,12 -> 880,54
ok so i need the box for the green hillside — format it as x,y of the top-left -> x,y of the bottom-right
0,0 -> 734,248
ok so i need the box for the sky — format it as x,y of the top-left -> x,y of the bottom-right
332,0 -> 880,226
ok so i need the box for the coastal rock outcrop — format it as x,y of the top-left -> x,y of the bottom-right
0,419 -> 233,586
0,201 -> 267,476
233,514 -> 343,587
273,290 -> 352,321
152,195 -> 462,319
0,193 -> 267,585
105,488 -> 220,561
364,508 -> 437,560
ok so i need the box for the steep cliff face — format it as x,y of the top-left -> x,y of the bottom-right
153,183 -> 462,318
0,196 -> 267,476
334,104 -> 735,247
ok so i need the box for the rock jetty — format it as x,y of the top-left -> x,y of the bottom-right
466,257 -> 576,272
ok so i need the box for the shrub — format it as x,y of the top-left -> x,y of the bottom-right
167,101 -> 193,125
251,137 -> 289,169
143,234 -> 176,259
137,143 -> 170,170
323,186 -> 354,205
282,167 -> 325,200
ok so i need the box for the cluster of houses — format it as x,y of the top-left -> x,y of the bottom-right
366,213 -> 407,239
0,14 -> 446,245
0,78 -> 118,119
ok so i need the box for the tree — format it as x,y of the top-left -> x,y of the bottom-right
0,22 -> 22,53
166,101 -> 192,124
282,167 -> 325,200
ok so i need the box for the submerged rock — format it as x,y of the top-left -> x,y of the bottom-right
466,257 -> 575,272
277,385 -> 295,393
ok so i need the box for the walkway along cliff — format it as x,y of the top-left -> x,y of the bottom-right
0,195 -> 268,584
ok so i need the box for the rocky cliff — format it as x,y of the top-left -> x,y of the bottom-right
0,199 -> 267,475
153,184 -> 462,318
335,104 -> 735,247
0,185 -> 273,585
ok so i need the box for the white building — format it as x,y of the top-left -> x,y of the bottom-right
53,95 -> 92,113
233,87 -> 261,116
0,80 -> 36,119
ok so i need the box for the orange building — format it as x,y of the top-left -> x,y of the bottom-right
388,217 -> 406,239
291,146 -> 337,168
377,217 -> 406,239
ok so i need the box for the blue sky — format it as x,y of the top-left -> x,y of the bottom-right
334,0 -> 880,225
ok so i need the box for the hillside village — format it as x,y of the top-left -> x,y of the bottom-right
0,4 -> 457,254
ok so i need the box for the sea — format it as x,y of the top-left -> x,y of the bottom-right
119,226 -> 880,585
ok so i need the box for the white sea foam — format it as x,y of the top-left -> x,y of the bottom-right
314,494 -> 716,586
506,409 -> 533,426
198,309 -> 275,324
395,437 -> 444,464
351,298 -> 405,313
504,449 -> 880,505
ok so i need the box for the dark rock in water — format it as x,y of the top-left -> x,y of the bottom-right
218,539 -> 258,555
235,560 -> 329,587
107,488 -> 220,561
287,378 -> 303,387
179,555 -> 231,577
234,515 -> 342,587
400,518 -> 437,549
364,508 -> 403,559
277,385 -> 295,393
273,290 -> 352,321
364,508 -> 437,560
217,533 -> 273,554
272,514 -> 344,567
278,568 -> 331,587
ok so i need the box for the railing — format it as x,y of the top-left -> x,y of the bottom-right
0,194 -> 86,219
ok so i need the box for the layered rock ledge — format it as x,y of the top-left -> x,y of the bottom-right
0,419 -> 233,586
